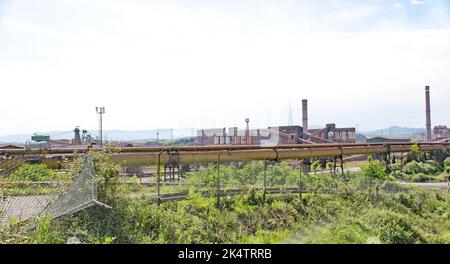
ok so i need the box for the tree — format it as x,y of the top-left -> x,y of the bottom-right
444,157 -> 450,170
311,161 -> 320,175
326,161 -> 335,175
410,144 -> 421,162
360,159 -> 387,180
445,157 -> 450,179
327,161 -> 338,189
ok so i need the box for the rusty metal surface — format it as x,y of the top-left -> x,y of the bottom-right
1,143 -> 448,168
1,142 -> 449,155
27,144 -> 449,168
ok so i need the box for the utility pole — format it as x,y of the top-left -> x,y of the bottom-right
245,118 -> 250,145
425,86 -> 432,142
96,107 -> 105,148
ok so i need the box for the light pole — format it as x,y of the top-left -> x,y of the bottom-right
245,118 -> 250,145
96,107 -> 105,148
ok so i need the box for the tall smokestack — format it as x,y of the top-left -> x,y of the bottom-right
425,86 -> 432,142
302,99 -> 308,133
74,127 -> 81,145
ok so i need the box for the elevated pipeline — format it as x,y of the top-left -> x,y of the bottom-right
2,143 -> 446,169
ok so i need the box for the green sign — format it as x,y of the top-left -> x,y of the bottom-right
31,135 -> 50,142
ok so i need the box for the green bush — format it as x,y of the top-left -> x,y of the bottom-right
445,157 -> 450,174
9,163 -> 57,181
367,210 -> 425,244
402,161 -> 441,175
30,214 -> 64,244
359,159 -> 387,180
3,154 -> 450,244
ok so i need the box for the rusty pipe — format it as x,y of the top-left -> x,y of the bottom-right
30,143 -> 450,169
2,142 -> 449,155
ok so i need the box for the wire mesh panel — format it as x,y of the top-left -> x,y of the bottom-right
0,154 -> 99,225
0,195 -> 54,224
44,154 -> 98,219
0,156 -> 26,177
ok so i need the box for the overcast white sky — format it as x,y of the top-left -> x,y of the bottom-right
0,0 -> 449,136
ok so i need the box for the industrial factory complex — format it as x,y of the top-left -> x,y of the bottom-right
196,99 -> 357,146
195,87 -> 448,146
0,86 -> 449,150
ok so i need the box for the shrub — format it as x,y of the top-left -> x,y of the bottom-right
4,154 -> 448,245
9,163 -> 57,181
402,161 -> 441,175
359,159 -> 387,180
30,214 -> 64,244
311,161 -> 321,174
367,210 -> 425,244
445,157 -> 450,174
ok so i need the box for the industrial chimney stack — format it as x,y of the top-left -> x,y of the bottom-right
74,127 -> 81,145
302,99 -> 308,134
425,86 -> 432,142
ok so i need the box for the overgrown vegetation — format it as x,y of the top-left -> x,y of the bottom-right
1,150 -> 449,244
1,163 -> 71,196
389,150 -> 448,182
9,163 -> 57,182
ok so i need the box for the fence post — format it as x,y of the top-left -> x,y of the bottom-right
263,159 -> 268,204
216,150 -> 231,209
299,160 -> 303,199
157,150 -> 164,207
216,162 -> 221,209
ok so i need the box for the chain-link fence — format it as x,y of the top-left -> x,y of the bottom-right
0,154 -> 101,225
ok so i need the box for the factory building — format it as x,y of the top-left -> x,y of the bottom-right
366,136 -> 411,144
268,126 -> 304,144
433,125 -> 450,141
196,127 -> 265,146
0,144 -> 23,150
308,124 -> 356,144
195,124 -> 355,146
195,99 -> 356,146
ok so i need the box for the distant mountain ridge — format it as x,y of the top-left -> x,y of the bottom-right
362,126 -> 425,138
1,126 -> 427,144
0,124 -> 327,144
0,128 -> 197,144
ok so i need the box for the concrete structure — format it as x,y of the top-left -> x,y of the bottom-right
268,126 -> 304,144
433,125 -> 450,141
425,86 -> 432,142
308,124 -> 356,144
196,127 -> 264,146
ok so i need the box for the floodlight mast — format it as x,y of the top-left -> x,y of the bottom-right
96,107 -> 105,148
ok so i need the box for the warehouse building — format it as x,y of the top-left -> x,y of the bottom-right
196,124 -> 355,146
308,124 -> 356,144
433,125 -> 450,141
366,136 -> 411,143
